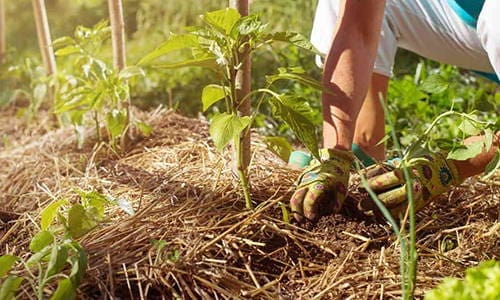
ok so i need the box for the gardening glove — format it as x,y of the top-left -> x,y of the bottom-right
290,148 -> 355,222
361,149 -> 463,218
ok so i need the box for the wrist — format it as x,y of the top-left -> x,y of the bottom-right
320,148 -> 355,164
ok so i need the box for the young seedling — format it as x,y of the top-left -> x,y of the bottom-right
53,21 -> 148,150
140,8 -> 322,209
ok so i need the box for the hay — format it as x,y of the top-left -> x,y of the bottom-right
0,108 -> 498,299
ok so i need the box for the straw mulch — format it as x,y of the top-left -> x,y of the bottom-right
0,108 -> 498,299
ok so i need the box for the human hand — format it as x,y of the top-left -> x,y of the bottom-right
290,148 -> 354,222
362,149 -> 463,218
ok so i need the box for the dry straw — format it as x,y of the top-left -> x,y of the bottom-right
1,108 -> 498,299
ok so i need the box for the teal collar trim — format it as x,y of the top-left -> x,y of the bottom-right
473,71 -> 500,84
447,0 -> 481,28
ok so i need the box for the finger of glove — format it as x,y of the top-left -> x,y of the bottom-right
290,188 -> 307,222
367,169 -> 404,192
361,163 -> 395,180
302,183 -> 326,221
378,182 -> 423,208
389,192 -> 425,219
303,182 -> 347,221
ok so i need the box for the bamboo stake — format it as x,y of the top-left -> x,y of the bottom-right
107,0 -> 126,70
107,0 -> 131,149
32,0 -> 56,75
229,0 -> 251,173
0,0 -> 6,64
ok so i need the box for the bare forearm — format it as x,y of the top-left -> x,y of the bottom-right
454,132 -> 500,179
322,0 -> 386,150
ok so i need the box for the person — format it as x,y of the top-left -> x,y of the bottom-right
290,0 -> 500,222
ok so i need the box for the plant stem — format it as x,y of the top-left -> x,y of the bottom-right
235,134 -> 253,209
381,97 -> 417,299
94,111 -> 101,143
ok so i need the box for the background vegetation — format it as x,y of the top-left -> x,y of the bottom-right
1,0 -> 497,151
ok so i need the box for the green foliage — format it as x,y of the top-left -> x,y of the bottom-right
388,61 -> 498,153
0,58 -> 54,118
0,190 -> 114,299
425,261 -> 500,300
141,8 -> 320,208
209,113 -> 252,151
0,256 -> 18,278
0,276 -> 24,300
53,21 -> 145,149
141,9 -> 321,157
264,136 -> 293,162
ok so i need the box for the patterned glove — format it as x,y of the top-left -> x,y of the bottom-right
290,148 -> 355,222
363,149 -> 463,218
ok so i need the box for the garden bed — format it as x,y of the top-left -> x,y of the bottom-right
1,108 -> 498,299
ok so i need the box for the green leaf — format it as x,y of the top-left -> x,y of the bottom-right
269,95 -> 320,160
138,34 -> 199,65
68,244 -> 87,287
420,74 -> 449,94
425,260 -> 500,300
168,249 -> 181,262
29,230 -> 55,253
46,245 -> 69,278
278,202 -> 290,224
484,129 -> 494,151
263,32 -> 320,54
106,110 -> 127,141
264,136 -> 293,162
233,14 -> 267,37
266,68 -> 323,91
50,278 -> 76,300
41,199 -> 69,230
0,276 -> 23,300
151,239 -> 167,252
26,246 -> 52,266
447,142 -> 484,161
209,113 -> 251,151
67,204 -> 98,239
118,66 -> 145,80
55,45 -> 82,57
0,255 -> 18,277
135,121 -> 153,137
458,119 -> 481,136
78,190 -> 109,219
52,36 -> 76,49
202,84 -> 229,112
483,150 -> 500,180
202,8 -> 241,35
153,57 -> 217,70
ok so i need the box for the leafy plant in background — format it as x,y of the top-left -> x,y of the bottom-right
0,190 -> 114,300
139,8 -> 321,209
53,21 -> 149,150
387,60 -> 498,152
393,71 -> 499,177
0,58 -> 54,118
425,260 -> 500,300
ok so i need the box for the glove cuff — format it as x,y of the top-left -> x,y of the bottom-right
440,153 -> 463,186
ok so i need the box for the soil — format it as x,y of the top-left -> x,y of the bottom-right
0,107 -> 498,299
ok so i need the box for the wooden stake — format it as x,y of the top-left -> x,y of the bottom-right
108,0 -> 131,150
32,0 -> 56,75
107,0 -> 126,70
0,0 -> 6,64
229,0 -> 251,173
